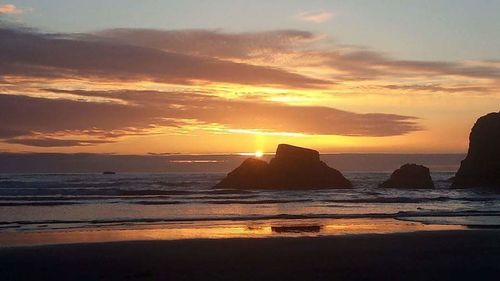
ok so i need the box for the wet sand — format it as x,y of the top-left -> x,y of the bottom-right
0,218 -> 465,246
1,230 -> 499,281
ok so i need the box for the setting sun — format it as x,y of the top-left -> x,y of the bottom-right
238,150 -> 264,157
0,1 -> 499,280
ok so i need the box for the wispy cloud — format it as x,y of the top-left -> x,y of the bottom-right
297,11 -> 333,23
0,90 -> 420,147
380,84 -> 492,94
96,29 -> 319,59
0,4 -> 24,14
1,25 -> 498,149
95,28 -> 500,83
0,28 -> 328,89
5,138 -> 112,147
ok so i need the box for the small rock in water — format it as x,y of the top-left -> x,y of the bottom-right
379,163 -> 434,189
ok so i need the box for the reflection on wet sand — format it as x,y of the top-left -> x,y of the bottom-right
0,218 -> 465,247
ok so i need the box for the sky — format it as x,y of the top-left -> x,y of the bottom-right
0,0 -> 499,155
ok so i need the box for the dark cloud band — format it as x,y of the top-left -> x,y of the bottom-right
0,28 -> 327,88
0,91 -> 420,147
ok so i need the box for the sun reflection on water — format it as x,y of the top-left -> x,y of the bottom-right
0,218 -> 465,247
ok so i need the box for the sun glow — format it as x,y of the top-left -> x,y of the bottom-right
255,150 -> 264,158
239,150 -> 264,157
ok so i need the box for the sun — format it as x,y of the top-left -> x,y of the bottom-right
238,150 -> 264,158
254,150 -> 264,158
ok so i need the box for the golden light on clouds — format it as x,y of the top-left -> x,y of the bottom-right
0,4 -> 23,14
0,26 -> 498,154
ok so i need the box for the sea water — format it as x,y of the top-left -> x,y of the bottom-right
1,172 -> 499,234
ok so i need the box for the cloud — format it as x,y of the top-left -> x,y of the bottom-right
96,29 -> 318,59
4,138 -> 113,147
0,90 -> 420,147
0,4 -> 23,14
2,26 -> 497,149
92,28 -> 500,83
294,49 -> 500,82
0,27 -> 328,89
0,93 -> 170,133
1,26 -> 497,93
297,11 -> 334,23
0,128 -> 28,138
381,84 -> 491,93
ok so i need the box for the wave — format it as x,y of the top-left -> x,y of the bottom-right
325,196 -> 499,204
2,210 -> 499,227
0,179 -> 217,190
130,198 -> 313,205
0,186 -> 255,196
0,193 -> 497,206
0,196 -> 446,206
0,201 -> 80,206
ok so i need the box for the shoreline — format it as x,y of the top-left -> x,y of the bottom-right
1,230 -> 499,280
0,218 -> 469,247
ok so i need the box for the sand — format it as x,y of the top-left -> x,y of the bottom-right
1,230 -> 499,281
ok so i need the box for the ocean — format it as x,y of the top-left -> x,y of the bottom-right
1,172 -> 499,238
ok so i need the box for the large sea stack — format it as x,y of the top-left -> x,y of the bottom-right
214,144 -> 352,189
452,112 -> 500,188
379,164 -> 434,189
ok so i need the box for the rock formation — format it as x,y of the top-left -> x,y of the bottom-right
214,144 -> 352,189
452,112 -> 500,188
379,164 -> 434,189
213,158 -> 270,189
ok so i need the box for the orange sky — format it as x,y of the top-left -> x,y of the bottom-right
0,25 -> 499,154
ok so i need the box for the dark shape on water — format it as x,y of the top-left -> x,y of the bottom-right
379,163 -> 434,189
102,171 -> 116,175
453,111 -> 500,188
271,225 -> 322,233
214,144 -> 352,189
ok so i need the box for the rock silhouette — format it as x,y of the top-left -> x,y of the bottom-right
452,111 -> 500,188
214,144 -> 352,189
379,164 -> 434,189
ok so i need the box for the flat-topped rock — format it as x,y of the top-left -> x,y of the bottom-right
214,144 -> 352,189
275,144 -> 320,162
452,111 -> 500,188
379,164 -> 434,189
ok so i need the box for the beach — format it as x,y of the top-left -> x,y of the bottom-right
1,172 -> 499,280
2,1 -> 500,280
1,230 -> 499,281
